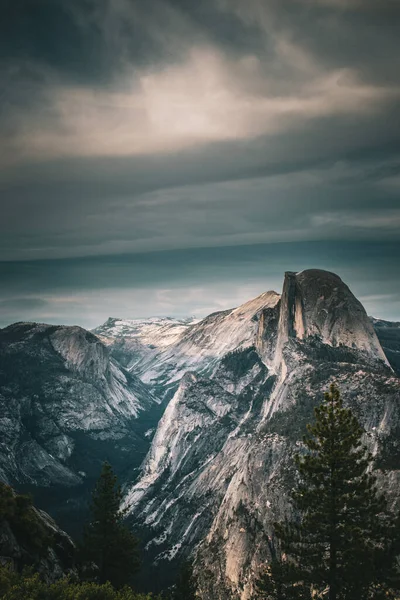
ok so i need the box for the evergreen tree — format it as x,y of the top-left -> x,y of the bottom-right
80,462 -> 140,588
0,564 -> 157,599
172,560 -> 197,600
256,536 -> 301,600
257,384 -> 399,600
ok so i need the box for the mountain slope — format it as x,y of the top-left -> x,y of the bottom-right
97,293 -> 279,399
372,317 -> 400,376
0,482 -> 75,582
0,322 -> 158,533
123,270 -> 399,598
0,270 -> 398,596
93,316 -> 197,373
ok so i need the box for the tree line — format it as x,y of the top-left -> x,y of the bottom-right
0,461 -> 195,599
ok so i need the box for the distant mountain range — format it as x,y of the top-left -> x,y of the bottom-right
0,269 -> 399,597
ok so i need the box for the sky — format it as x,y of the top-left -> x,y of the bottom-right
1,0 -> 400,328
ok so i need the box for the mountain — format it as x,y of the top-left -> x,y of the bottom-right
122,269 -> 400,598
0,322 -> 158,533
95,293 -> 279,397
0,482 -> 75,582
93,316 -> 197,374
371,317 -> 400,376
0,270 -> 399,597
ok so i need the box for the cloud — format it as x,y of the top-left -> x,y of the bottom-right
2,0 -> 400,167
0,0 -> 399,325
0,297 -> 48,311
0,241 -> 399,328
312,210 -> 400,231
1,149 -> 400,262
2,44 -> 398,166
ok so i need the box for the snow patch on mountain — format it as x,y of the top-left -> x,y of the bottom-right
93,317 -> 198,375
94,294 -> 280,399
136,291 -> 280,390
94,316 -> 197,351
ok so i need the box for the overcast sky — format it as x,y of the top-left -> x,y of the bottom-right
1,0 -> 400,328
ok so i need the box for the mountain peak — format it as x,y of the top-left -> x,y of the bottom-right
274,269 -> 390,368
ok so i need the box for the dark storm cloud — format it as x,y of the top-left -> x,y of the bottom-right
1,1 -> 105,82
288,1 -> 400,86
0,0 -> 399,326
1,0 -> 267,82
3,0 -> 399,86
1,0 -> 399,169
223,0 -> 400,82
1,0 -> 174,82
1,105 -> 399,261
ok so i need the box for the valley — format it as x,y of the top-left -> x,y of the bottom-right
0,269 -> 399,598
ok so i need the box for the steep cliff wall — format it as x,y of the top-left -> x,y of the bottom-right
123,270 -> 399,598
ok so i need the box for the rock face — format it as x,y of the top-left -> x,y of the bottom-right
123,270 -> 400,598
372,317 -> 400,376
97,293 -> 279,398
0,322 -> 157,533
0,483 -> 75,582
93,316 -> 197,373
1,269 -> 399,596
273,270 -> 389,376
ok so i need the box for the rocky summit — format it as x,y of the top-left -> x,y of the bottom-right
0,269 -> 399,598
120,269 -> 400,597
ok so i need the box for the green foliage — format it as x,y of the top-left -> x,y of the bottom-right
375,425 -> 400,471
265,392 -> 317,441
256,559 -> 302,600
0,482 -> 52,554
171,561 -> 197,600
79,462 -> 140,589
221,347 -> 259,379
0,565 -> 156,600
257,384 -> 400,600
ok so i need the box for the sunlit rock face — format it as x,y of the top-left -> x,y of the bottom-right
123,269 -> 399,598
95,293 -> 280,398
271,270 -> 390,377
0,270 -> 398,597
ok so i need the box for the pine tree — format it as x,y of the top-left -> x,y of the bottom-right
172,560 -> 197,600
256,536 -> 302,600
257,384 -> 399,600
80,462 -> 140,588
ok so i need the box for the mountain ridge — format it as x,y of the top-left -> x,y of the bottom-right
0,269 -> 399,596
119,269 -> 399,597
0,321 -> 159,534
